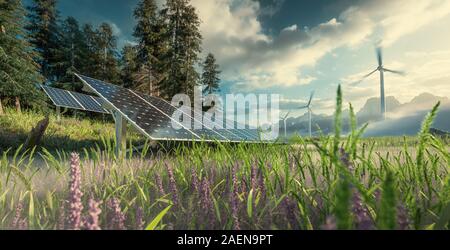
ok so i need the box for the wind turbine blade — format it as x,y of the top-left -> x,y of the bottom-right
376,47 -> 383,67
298,106 -> 308,110
383,68 -> 405,76
350,68 -> 378,86
307,91 -> 315,107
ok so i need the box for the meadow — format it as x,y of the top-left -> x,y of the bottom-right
0,88 -> 449,230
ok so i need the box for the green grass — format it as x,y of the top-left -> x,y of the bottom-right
0,107 -> 142,152
0,90 -> 449,230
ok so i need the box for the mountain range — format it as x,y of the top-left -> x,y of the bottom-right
281,93 -> 450,137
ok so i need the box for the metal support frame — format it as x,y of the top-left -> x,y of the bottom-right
113,111 -> 127,156
56,106 -> 61,122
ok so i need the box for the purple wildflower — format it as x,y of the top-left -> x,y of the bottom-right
18,218 -> 28,230
340,148 -> 355,173
155,173 -> 165,195
85,199 -> 102,230
191,167 -> 200,192
240,176 -> 247,195
230,164 -> 241,230
155,173 -> 166,195
257,168 -> 266,198
165,162 -> 179,206
321,216 -> 337,230
282,197 -> 298,229
135,206 -> 145,230
58,201 -> 65,230
200,177 -> 215,228
108,198 -> 126,230
397,204 -> 411,230
68,152 -> 83,230
200,178 -> 213,212
352,191 -> 374,230
11,202 -> 27,230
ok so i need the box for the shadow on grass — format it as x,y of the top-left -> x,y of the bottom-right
0,129 -> 111,153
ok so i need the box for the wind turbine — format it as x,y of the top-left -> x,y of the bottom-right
298,91 -> 314,137
353,47 -> 405,120
281,111 -> 291,138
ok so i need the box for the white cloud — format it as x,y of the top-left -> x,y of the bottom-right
188,0 -> 450,91
191,0 -> 374,89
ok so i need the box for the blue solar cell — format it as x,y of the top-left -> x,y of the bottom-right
76,75 -> 201,141
41,85 -> 108,114
71,91 -> 108,113
76,74 -> 262,142
41,85 -> 83,110
134,93 -> 228,141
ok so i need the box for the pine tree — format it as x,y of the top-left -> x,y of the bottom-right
93,23 -> 120,84
26,0 -> 62,82
133,0 -> 167,96
0,0 -> 44,113
81,23 -> 97,76
120,44 -> 137,89
58,17 -> 86,91
201,53 -> 221,95
160,0 -> 202,100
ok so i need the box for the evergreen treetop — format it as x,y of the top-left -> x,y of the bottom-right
201,53 -> 221,95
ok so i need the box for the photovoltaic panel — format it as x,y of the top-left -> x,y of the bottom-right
70,91 -> 108,113
41,85 -> 109,114
222,118 -> 260,141
134,93 -> 228,141
41,85 -> 84,110
76,74 -> 202,141
203,117 -> 251,142
76,74 -> 263,143
204,121 -> 245,142
155,98 -> 258,142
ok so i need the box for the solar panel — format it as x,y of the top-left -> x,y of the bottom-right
222,118 -> 260,141
41,85 -> 109,114
75,74 -> 262,143
156,98 -> 258,142
194,114 -> 244,142
41,85 -> 83,110
76,75 -> 202,141
134,93 -> 228,141
70,92 -> 108,113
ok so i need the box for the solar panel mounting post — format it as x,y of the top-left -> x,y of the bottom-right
113,111 -> 127,156
56,106 -> 61,122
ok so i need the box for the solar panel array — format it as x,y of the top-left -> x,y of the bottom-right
76,74 -> 261,142
41,85 -> 109,114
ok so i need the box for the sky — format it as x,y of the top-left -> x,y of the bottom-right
27,0 -> 450,118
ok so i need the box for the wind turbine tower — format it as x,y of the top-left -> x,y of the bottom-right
298,91 -> 314,137
354,47 -> 405,120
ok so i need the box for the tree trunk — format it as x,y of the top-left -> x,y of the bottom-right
15,96 -> 21,113
24,116 -> 49,150
0,97 -> 4,116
